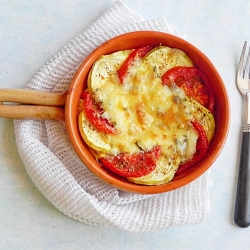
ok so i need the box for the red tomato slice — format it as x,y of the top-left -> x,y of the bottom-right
99,145 -> 162,177
162,66 -> 215,114
175,121 -> 209,176
83,92 -> 118,134
117,46 -> 154,84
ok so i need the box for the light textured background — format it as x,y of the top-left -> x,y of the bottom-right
0,0 -> 248,249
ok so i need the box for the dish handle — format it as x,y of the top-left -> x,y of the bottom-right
0,88 -> 66,121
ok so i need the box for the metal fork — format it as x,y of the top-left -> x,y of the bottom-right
235,41 -> 250,227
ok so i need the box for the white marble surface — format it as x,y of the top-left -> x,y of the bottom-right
0,0 -> 249,249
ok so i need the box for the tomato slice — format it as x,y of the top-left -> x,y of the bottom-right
175,121 -> 209,176
117,46 -> 154,84
99,145 -> 162,177
83,92 -> 118,134
162,66 -> 215,114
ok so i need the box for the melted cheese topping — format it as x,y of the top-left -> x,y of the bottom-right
79,46 -> 215,185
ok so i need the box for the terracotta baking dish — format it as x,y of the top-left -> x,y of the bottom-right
0,31 -> 230,194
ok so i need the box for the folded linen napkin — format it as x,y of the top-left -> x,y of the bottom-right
13,0 -> 210,232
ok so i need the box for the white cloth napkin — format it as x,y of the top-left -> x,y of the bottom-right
13,0 -> 210,232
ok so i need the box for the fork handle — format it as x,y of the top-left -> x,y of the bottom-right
234,128 -> 250,227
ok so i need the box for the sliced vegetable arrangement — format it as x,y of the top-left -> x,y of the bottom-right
78,45 -> 215,185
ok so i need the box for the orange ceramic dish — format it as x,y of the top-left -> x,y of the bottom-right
0,31 -> 229,194
65,31 -> 230,194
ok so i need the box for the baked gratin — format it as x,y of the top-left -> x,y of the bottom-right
78,46 -> 215,185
